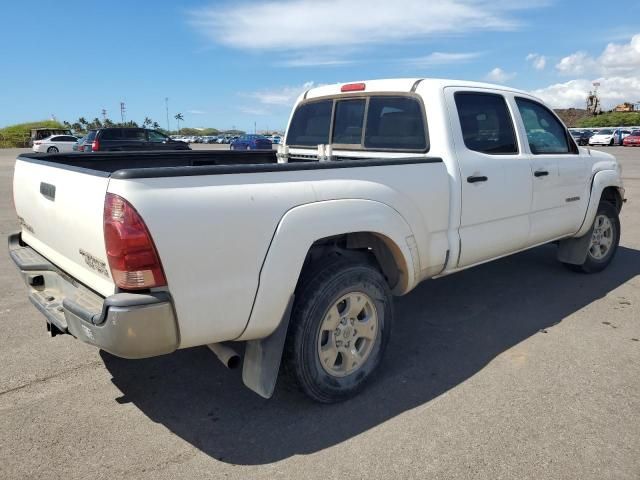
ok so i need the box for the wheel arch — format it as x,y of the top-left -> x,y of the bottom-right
575,170 -> 624,238
236,199 -> 419,341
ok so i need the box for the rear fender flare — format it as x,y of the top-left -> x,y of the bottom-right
236,199 -> 418,341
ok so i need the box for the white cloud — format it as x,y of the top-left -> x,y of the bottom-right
555,34 -> 640,76
408,51 -> 483,67
555,51 -> 597,76
526,53 -> 546,70
190,0 -> 544,52
242,81 -> 316,108
485,67 -> 516,83
276,56 -> 354,67
239,106 -> 271,116
533,34 -> 640,109
532,77 -> 640,110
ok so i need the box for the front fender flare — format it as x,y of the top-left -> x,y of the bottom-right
575,169 -> 624,238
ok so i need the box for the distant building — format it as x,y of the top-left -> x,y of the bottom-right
614,102 -> 635,112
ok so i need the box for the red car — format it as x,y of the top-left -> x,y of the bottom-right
623,130 -> 640,146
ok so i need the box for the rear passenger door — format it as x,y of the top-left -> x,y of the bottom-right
445,89 -> 533,267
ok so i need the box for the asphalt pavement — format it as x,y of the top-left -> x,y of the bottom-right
0,146 -> 638,479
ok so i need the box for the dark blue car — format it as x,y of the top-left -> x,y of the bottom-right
230,134 -> 273,150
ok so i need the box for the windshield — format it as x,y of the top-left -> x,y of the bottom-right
598,129 -> 613,134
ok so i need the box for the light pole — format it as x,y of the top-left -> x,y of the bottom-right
165,97 -> 170,133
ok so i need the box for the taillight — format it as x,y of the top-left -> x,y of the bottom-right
92,139 -> 100,151
103,193 -> 166,290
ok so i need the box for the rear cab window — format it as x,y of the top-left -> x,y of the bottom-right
286,95 -> 428,152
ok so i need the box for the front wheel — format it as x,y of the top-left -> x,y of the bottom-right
283,258 -> 393,403
568,201 -> 620,273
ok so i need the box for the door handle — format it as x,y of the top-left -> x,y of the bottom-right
467,175 -> 488,183
534,170 -> 549,177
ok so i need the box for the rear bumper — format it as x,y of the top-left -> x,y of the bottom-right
8,232 -> 179,359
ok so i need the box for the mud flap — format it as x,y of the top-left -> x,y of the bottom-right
242,295 -> 294,399
557,228 -> 593,265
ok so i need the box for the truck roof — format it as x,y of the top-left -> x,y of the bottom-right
302,78 -> 539,102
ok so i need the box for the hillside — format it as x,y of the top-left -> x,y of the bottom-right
0,120 -> 64,148
554,109 -> 591,127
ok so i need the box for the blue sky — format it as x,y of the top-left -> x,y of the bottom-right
1,0 -> 640,131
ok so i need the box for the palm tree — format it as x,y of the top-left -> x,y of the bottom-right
152,121 -> 160,129
143,117 -> 153,128
174,113 -> 184,134
78,117 -> 88,130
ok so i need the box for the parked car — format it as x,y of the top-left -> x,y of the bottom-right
623,130 -> 640,146
231,134 -> 273,150
570,130 -> 592,146
589,128 -> 618,146
9,78 -> 624,403
81,128 -> 190,152
29,128 -> 73,147
72,136 -> 86,152
31,134 -> 78,153
270,135 -> 282,144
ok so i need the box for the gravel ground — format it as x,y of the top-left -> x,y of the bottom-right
0,146 -> 638,480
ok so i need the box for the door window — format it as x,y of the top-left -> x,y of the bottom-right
454,92 -> 518,154
122,129 -> 147,141
515,97 -> 572,154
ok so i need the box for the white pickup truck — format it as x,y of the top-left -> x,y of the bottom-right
9,78 -> 624,402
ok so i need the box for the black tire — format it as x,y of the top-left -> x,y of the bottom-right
47,146 -> 58,153
609,138 -> 614,146
569,201 -> 620,273
283,258 -> 393,403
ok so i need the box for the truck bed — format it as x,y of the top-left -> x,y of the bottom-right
19,150 -> 278,176
19,150 -> 439,179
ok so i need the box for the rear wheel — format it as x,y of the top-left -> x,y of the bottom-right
47,146 -> 58,153
284,258 -> 393,403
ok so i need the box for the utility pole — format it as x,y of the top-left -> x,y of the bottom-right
120,102 -> 126,124
165,97 -> 170,132
254,121 -> 257,134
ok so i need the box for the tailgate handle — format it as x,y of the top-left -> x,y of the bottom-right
40,182 -> 56,201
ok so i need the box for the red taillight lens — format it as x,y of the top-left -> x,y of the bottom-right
104,193 -> 166,290
92,139 -> 100,151
341,82 -> 366,92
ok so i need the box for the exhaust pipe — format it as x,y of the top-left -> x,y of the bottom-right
207,343 -> 241,369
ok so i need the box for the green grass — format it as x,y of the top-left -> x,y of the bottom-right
0,120 -> 65,148
576,112 -> 640,128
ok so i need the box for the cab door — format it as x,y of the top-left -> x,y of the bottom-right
513,97 -> 590,243
445,88 -> 533,267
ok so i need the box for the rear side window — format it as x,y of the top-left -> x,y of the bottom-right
332,99 -> 365,144
364,96 -> 427,150
286,100 -> 332,146
455,92 -> 518,154
85,130 -> 97,142
100,129 -> 123,140
122,129 -> 147,141
515,97 -> 571,154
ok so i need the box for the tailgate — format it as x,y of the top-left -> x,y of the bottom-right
13,158 -> 115,297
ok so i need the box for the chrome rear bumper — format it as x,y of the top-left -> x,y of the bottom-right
8,232 -> 179,359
